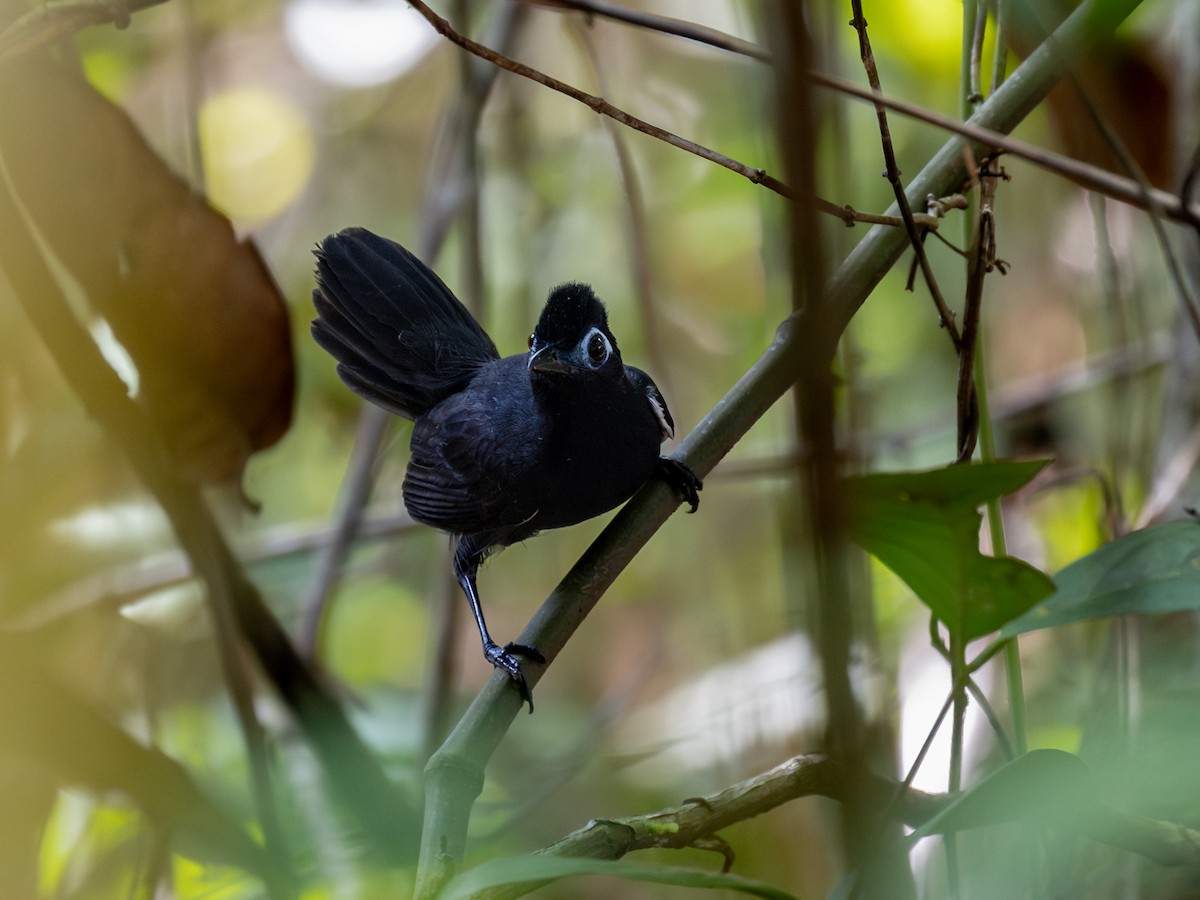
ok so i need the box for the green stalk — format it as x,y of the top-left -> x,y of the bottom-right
944,2 -> 982,892
974,351 -> 1029,754
412,2 -> 1147,891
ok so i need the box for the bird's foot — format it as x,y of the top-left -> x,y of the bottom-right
484,641 -> 546,713
657,457 -> 703,513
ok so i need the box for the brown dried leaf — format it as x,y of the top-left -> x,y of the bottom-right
0,58 -> 294,482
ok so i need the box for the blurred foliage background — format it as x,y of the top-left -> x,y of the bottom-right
2,0 -> 1199,897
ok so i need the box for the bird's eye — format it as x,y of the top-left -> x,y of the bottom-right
584,329 -> 611,367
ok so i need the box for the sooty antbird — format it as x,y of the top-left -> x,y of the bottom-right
311,228 -> 701,711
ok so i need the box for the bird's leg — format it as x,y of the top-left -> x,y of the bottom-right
656,457 -> 703,513
452,543 -> 545,713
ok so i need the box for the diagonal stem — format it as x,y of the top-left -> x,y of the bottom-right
406,0 -> 795,198
849,1 -> 962,350
412,1 -> 1146,894
534,0 -> 770,61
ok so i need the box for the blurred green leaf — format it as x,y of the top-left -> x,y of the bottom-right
1002,519 -> 1200,636
907,749 -> 1095,841
844,461 -> 1054,640
441,855 -> 801,900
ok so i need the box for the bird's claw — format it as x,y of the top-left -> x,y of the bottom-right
484,641 -> 545,713
657,457 -> 703,513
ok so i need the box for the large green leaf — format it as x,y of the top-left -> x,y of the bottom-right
440,855 -> 801,900
844,461 -> 1053,640
907,749 -> 1095,841
1002,519 -> 1200,636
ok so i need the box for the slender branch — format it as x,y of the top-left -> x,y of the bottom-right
0,165 -> 291,899
427,0 -> 1200,241
527,0 -> 770,62
410,0 -> 956,234
572,20 -> 668,387
14,507 -> 421,633
413,2 -> 1147,894
897,689 -> 954,796
1135,420 -> 1200,528
849,3 -> 962,350
990,0 -> 1009,95
0,0 -> 167,59
955,155 -> 1000,462
964,675 -> 1014,761
968,0 -> 988,105
419,0 -> 530,765
406,0 -> 793,198
471,752 -> 1200,899
810,70 -> 1200,229
945,4 -> 986,888
297,405 -> 390,657
1063,73 -> 1200,342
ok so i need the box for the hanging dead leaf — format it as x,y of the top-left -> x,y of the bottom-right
0,57 -> 294,482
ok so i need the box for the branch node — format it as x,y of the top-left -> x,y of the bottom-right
689,834 -> 736,873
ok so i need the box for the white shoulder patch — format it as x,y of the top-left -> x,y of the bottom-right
646,385 -> 674,440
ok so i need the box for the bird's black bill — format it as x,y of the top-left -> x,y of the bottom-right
527,346 -> 574,375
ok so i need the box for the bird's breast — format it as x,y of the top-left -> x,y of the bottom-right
529,382 -> 663,529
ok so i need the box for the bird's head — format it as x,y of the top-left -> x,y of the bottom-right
527,283 -> 623,379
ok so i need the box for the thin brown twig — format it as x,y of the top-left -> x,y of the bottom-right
571,20 -> 668,386
955,157 -> 1005,462
471,751 -> 1200,899
1064,76 -> 1200,343
849,3 -> 963,350
297,405 -> 390,658
410,1 -> 953,234
525,0 -> 770,62
810,70 -> 1200,229
406,0 -> 791,197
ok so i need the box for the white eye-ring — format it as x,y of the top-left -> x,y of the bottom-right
582,327 -> 611,368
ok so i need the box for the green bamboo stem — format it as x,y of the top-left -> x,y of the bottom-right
412,1 -> 1146,894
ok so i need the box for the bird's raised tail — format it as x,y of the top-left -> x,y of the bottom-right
311,228 -> 500,420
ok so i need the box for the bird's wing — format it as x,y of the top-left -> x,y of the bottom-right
401,372 -> 542,536
311,228 -> 500,419
624,366 -> 675,440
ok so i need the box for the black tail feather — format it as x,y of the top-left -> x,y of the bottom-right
311,228 -> 499,419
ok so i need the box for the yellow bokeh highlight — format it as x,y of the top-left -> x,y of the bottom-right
39,794 -> 141,897
173,857 -> 257,899
1027,480 -> 1106,574
199,86 -> 314,224
869,0 -> 965,75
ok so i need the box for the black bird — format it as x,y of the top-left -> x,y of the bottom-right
311,228 -> 701,710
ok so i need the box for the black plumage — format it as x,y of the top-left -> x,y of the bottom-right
312,228 -> 700,709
